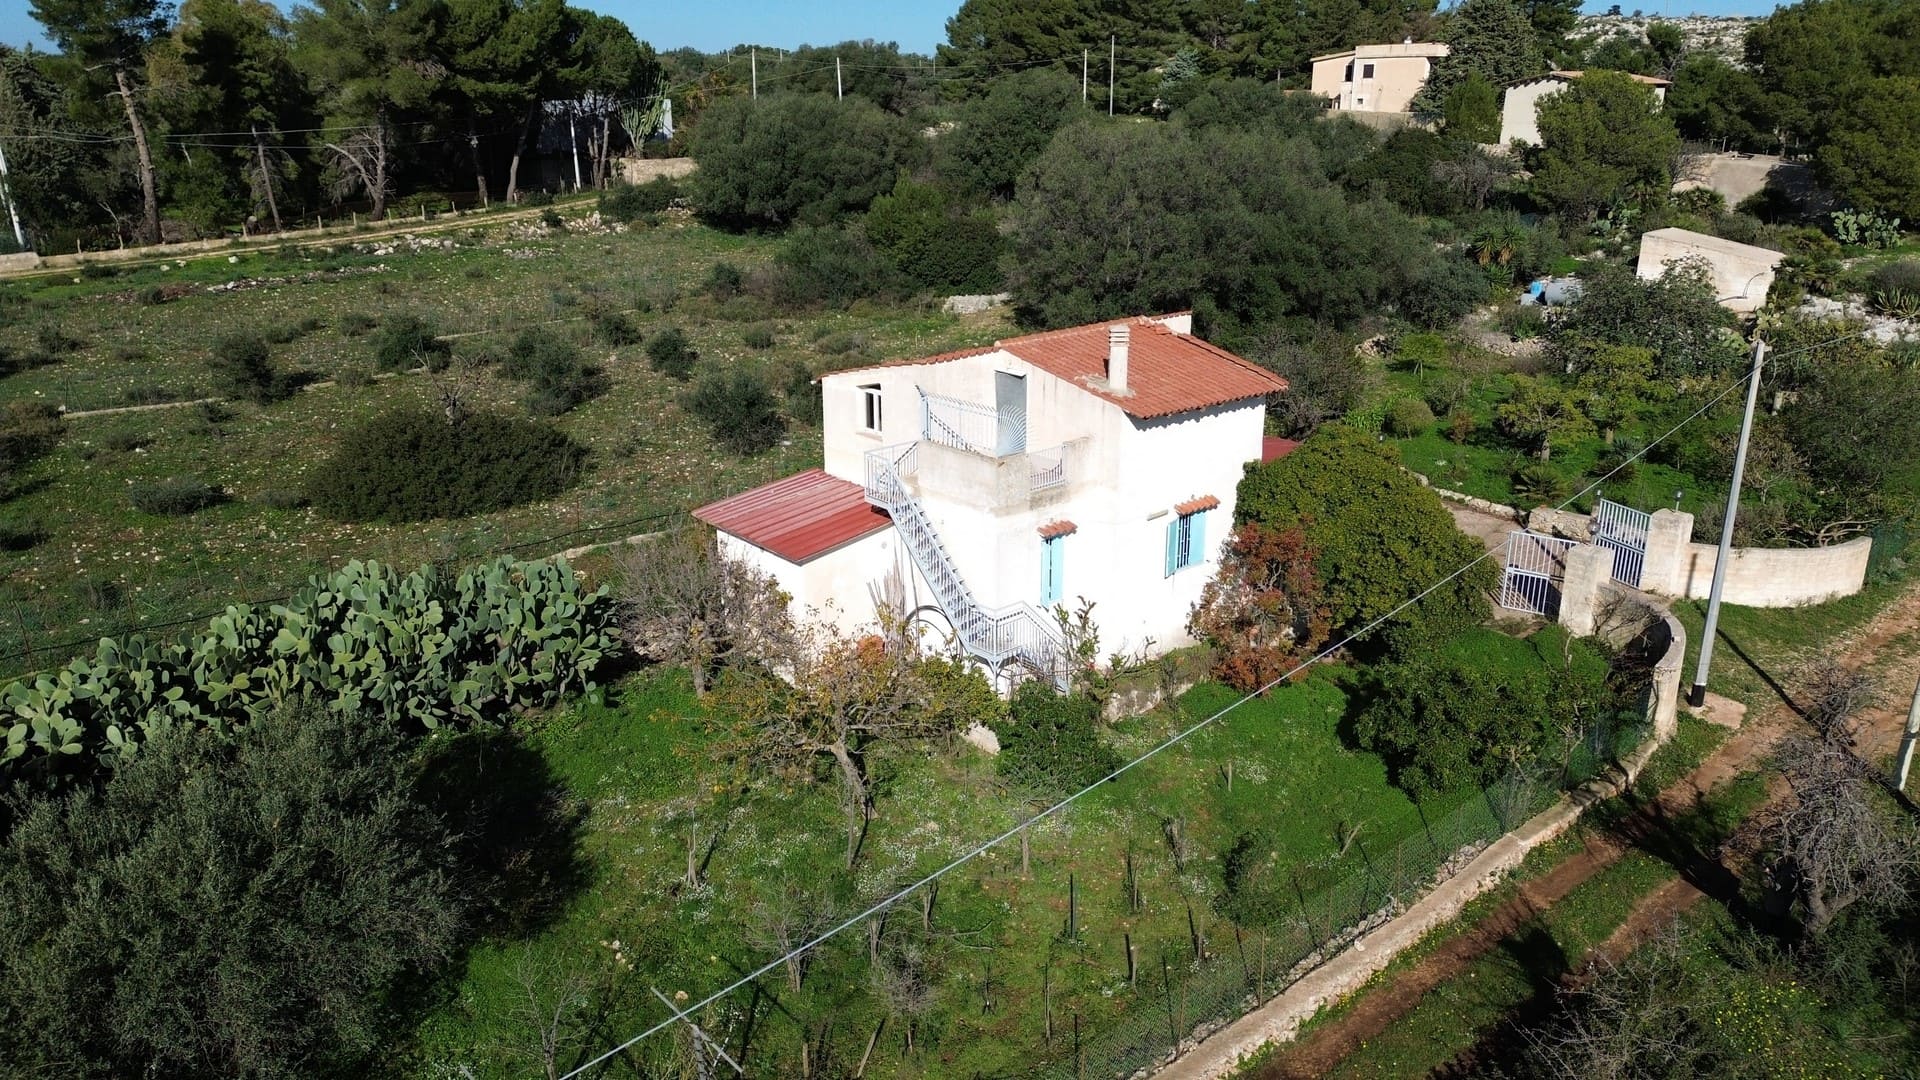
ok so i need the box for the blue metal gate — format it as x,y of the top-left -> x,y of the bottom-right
1591,496 -> 1651,588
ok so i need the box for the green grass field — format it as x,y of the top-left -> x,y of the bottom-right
0,211 -> 1012,678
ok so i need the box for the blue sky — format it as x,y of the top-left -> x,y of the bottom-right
2,0 -> 1786,56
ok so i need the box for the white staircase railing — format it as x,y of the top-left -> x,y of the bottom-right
864,443 -> 1067,686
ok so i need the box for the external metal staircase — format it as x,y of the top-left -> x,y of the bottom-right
863,443 -> 1067,688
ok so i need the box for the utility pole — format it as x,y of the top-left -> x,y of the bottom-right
836,56 -> 843,99
751,48 -> 757,99
1108,36 -> 1116,116
0,138 -> 26,250
1895,675 -> 1920,793
1082,49 -> 1089,103
1688,338 -> 1767,709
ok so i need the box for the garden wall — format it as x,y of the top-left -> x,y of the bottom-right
1670,535 -> 1873,607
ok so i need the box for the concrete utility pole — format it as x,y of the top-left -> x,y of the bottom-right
1689,338 -> 1767,708
1108,36 -> 1116,115
836,57 -> 843,99
0,139 -> 26,250
751,48 -> 757,99
1083,49 -> 1089,103
1896,676 -> 1920,793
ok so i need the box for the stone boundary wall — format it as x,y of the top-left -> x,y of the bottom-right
1673,535 -> 1872,607
613,156 -> 697,185
1154,603 -> 1686,1080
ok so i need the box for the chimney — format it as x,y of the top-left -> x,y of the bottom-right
1107,323 -> 1129,391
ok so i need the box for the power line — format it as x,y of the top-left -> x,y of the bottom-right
559,338 -> 1804,1079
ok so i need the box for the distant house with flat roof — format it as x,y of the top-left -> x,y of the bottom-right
1309,41 -> 1450,114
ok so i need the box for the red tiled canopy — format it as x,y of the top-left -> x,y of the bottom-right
1174,495 -> 1221,515
1037,520 -> 1078,539
692,469 -> 891,564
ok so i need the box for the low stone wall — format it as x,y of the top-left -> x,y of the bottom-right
1674,535 -> 1872,607
0,251 -> 40,272
613,156 -> 696,185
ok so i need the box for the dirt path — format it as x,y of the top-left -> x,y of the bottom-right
1251,578 -> 1920,1080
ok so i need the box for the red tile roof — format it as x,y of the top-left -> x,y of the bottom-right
692,469 -> 891,564
1037,520 -> 1078,539
1262,436 -> 1302,462
1175,495 -> 1221,515
834,317 -> 1287,420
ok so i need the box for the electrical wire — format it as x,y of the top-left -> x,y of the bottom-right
560,335 -> 1816,1079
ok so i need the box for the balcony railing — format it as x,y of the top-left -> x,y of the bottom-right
919,390 -> 1002,457
1028,443 -> 1067,492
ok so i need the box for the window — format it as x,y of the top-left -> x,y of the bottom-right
1362,62 -> 1375,79
1163,508 -> 1209,577
860,383 -> 882,432
1041,535 -> 1065,606
1343,61 -> 1354,82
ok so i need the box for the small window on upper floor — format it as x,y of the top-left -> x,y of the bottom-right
1343,61 -> 1354,82
860,383 -> 882,432
1362,62 -> 1375,79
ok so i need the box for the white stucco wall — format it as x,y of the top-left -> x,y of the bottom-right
1308,44 -> 1447,113
1635,228 -> 1784,313
1675,536 -> 1872,607
1499,79 -> 1561,147
815,352 -> 1268,659
717,526 -> 909,639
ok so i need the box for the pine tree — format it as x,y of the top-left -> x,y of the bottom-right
1415,0 -> 1545,113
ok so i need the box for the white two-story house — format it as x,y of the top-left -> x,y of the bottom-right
692,314 -> 1287,686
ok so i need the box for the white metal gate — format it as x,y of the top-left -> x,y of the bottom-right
1500,530 -> 1579,616
1591,497 -> 1651,588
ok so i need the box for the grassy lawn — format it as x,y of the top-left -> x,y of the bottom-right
397,664 -> 1512,1079
0,212 -> 1013,678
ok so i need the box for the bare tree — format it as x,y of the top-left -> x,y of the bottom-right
714,615 -> 963,865
324,118 -> 391,221
869,939 -> 940,1055
1771,732 -> 1915,935
743,872 -> 844,995
503,946 -> 607,1080
619,530 -> 794,697
1523,928 -> 1706,1079
1431,147 -> 1515,213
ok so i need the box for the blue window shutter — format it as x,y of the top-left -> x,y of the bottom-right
1164,519 -> 1178,578
1189,510 -> 1207,568
1041,537 -> 1063,606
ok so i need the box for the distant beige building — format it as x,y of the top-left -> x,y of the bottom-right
1499,70 -> 1670,147
1635,227 -> 1783,314
1309,41 -> 1450,113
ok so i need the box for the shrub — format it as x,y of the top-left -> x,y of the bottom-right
1424,371 -> 1472,416
864,176 -> 1006,292
0,519 -> 47,551
783,362 -> 823,426
599,177 -> 681,222
1384,397 -> 1437,437
995,684 -> 1117,796
742,323 -> 776,349
101,430 -> 151,453
690,93 -> 919,228
0,403 -> 64,490
253,488 -> 310,510
1447,408 -> 1475,443
340,311 -> 378,336
520,189 -> 555,207
682,367 -> 786,455
645,327 -> 698,380
36,323 -> 82,354
1511,462 -> 1572,503
587,307 -> 641,346
306,407 -> 587,523
1869,259 -> 1920,317
705,261 -> 744,300
1398,256 -> 1488,328
538,207 -> 564,229
371,314 -> 452,372
206,332 -> 297,404
334,364 -> 374,388
764,226 -> 904,308
130,477 -> 227,516
502,327 -> 577,381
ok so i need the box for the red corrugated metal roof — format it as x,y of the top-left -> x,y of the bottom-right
832,316 -> 1287,420
1262,436 -> 1302,462
692,469 -> 891,564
